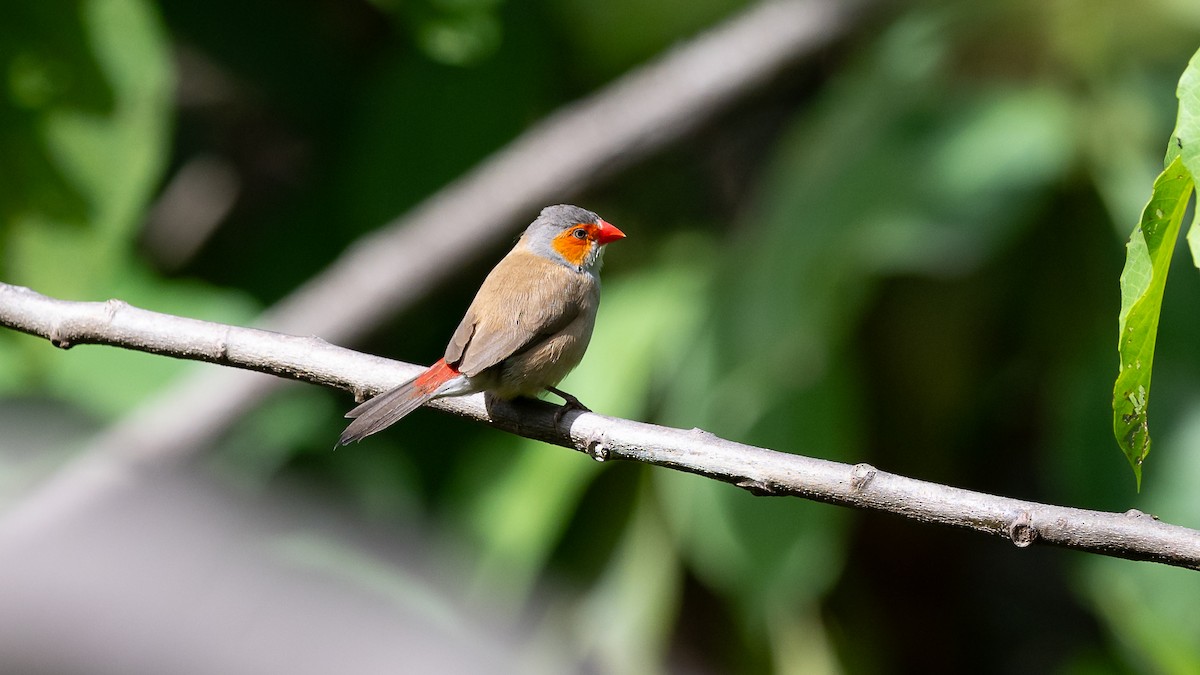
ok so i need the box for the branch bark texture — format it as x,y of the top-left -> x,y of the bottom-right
4,283 -> 1198,570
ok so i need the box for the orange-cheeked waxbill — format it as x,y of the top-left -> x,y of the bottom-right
338,204 -> 625,445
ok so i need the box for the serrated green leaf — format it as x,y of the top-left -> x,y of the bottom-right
1113,155 -> 1194,488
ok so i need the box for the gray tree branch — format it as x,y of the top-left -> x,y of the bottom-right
3,283 -> 1198,570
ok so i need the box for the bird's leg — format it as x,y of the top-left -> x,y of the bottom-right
548,386 -> 591,412
548,386 -> 591,425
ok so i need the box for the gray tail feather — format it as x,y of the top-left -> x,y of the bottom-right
337,379 -> 434,446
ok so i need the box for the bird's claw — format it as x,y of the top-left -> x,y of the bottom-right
548,386 -> 591,426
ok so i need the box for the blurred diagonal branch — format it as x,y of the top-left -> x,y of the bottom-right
3,283 -> 1200,570
81,0 -> 861,467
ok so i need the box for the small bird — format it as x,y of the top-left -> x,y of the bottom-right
338,204 -> 625,445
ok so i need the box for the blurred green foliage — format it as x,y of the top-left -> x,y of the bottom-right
0,0 -> 258,416
4,0 -> 1200,672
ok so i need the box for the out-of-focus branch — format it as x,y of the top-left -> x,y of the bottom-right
75,0 -> 860,467
3,284 -> 1199,570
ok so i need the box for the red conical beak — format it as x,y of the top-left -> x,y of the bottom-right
595,219 -> 626,245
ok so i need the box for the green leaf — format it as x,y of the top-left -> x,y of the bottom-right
1166,47 -> 1200,178
1176,47 -> 1200,269
1112,48 -> 1200,488
1187,199 -> 1200,269
1113,155 -> 1194,488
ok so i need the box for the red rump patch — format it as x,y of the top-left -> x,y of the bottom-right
414,358 -> 460,394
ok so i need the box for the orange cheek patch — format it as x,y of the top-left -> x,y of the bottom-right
551,224 -> 598,266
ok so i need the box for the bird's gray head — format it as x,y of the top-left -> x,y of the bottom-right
520,204 -> 624,272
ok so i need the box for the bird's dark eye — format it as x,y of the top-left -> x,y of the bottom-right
572,228 -> 588,240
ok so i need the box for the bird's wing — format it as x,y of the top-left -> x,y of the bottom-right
446,250 -> 592,377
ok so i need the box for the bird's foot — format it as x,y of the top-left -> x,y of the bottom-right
548,386 -> 591,426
